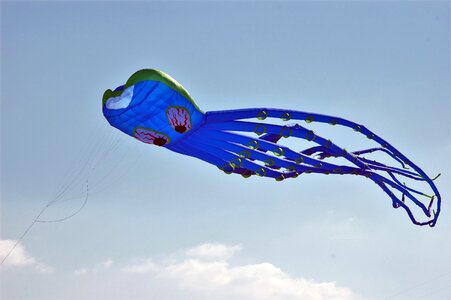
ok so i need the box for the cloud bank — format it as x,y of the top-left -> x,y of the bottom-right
0,239 -> 52,272
116,243 -> 361,300
2,241 -> 363,299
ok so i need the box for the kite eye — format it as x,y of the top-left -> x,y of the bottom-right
166,106 -> 192,133
105,86 -> 134,110
133,127 -> 170,146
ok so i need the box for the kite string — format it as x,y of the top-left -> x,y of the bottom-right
0,180 -> 89,265
1,204 -> 49,265
45,132 -> 119,211
50,132 -> 116,204
36,180 -> 89,223
1,125 -> 132,266
1,132 -> 130,265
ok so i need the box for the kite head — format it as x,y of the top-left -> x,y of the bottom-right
102,69 -> 204,146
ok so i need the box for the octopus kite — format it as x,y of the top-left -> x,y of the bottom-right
102,69 -> 441,227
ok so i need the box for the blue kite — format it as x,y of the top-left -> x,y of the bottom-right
102,69 -> 441,227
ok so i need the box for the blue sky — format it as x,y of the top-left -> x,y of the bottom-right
1,1 -> 450,300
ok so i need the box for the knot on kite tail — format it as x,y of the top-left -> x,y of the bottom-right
311,145 -> 443,227
364,165 -> 441,227
293,145 -> 441,226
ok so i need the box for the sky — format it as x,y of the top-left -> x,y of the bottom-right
1,1 -> 450,300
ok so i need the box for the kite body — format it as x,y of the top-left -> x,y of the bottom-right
103,69 -> 441,227
103,71 -> 204,146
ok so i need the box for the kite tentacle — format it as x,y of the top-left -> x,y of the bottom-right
178,131 -> 435,225
375,180 -> 434,226
195,127 -> 356,174
387,172 -> 428,197
352,147 -> 407,169
172,135 -> 293,179
205,110 -> 440,221
298,146 -> 424,181
199,122 -> 433,219
204,108 -> 434,181
169,140 -> 227,169
300,146 -> 335,158
177,131 -> 435,225
304,146 -> 409,172
170,139 -> 260,176
366,170 -> 431,217
203,120 -> 368,169
356,157 -> 424,181
190,129 -> 327,177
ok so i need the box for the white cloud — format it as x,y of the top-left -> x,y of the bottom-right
185,243 -> 242,260
35,263 -> 54,273
0,240 -> 35,267
158,258 -> 357,300
2,241 -> 365,300
73,267 -> 88,276
121,259 -> 157,274
103,259 -> 113,269
73,259 -> 113,276
114,243 -> 362,300
0,239 -> 53,273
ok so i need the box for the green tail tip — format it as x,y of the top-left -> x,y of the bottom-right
432,173 -> 441,181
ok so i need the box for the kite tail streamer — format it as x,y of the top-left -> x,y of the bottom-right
200,109 -> 440,226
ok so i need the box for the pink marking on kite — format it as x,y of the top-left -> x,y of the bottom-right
134,128 -> 169,146
167,107 -> 192,133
